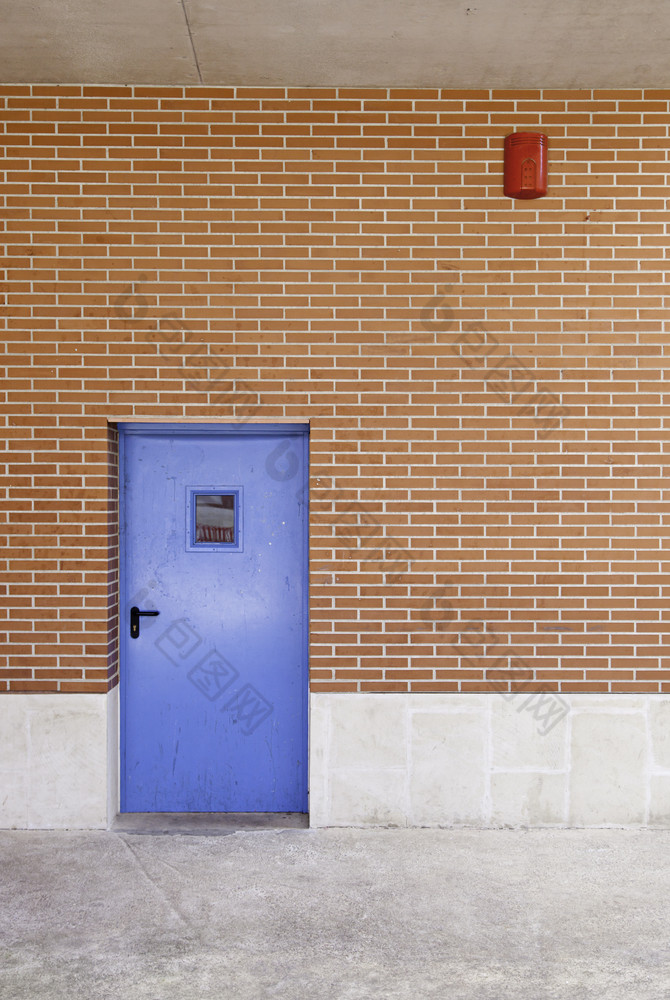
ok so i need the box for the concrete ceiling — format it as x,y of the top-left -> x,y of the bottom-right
1,0 -> 669,87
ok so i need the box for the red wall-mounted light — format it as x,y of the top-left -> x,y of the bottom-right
503,132 -> 548,200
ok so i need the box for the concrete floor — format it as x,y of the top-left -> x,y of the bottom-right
1,828 -> 669,999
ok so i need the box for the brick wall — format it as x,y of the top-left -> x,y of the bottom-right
2,85 -> 670,695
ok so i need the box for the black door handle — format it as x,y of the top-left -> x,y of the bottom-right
130,606 -> 160,639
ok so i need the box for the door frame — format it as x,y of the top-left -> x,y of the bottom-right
117,421 -> 310,814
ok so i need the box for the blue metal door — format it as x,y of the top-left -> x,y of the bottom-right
119,423 -> 308,813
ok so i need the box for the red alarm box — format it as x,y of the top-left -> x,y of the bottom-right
503,132 -> 548,200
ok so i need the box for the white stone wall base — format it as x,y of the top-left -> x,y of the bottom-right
309,693 -> 670,828
3,690 -> 670,829
0,693 -> 114,829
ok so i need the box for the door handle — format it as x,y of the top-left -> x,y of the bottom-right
130,606 -> 160,639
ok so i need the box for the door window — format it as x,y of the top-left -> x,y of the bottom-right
187,487 -> 243,551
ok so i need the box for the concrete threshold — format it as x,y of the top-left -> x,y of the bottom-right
111,811 -> 309,835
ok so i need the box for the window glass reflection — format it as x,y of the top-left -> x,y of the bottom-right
195,494 -> 235,544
